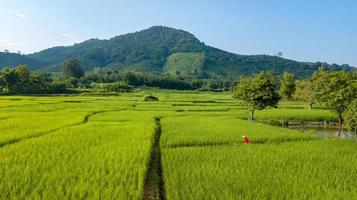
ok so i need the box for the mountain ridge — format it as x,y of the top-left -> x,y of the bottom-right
0,26 -> 355,79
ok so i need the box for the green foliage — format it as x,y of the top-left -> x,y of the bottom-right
144,95 -> 159,102
0,52 -> 48,70
124,72 -> 145,86
233,72 -> 280,119
122,72 -> 194,90
0,65 -> 65,94
279,71 -> 295,99
312,70 -> 357,134
90,81 -> 133,92
0,75 -> 5,91
294,79 -> 315,108
344,99 -> 357,132
61,58 -> 84,79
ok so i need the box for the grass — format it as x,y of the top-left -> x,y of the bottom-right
254,108 -> 336,121
163,52 -> 205,76
162,140 -> 357,200
161,116 -> 316,148
0,90 -> 355,199
0,109 -> 156,199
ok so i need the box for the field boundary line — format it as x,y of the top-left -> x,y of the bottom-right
0,108 -> 129,149
162,137 -> 318,149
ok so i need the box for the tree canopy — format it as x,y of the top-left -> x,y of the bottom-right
0,65 -> 65,94
294,79 -> 315,109
233,72 -> 280,120
312,70 -> 357,135
61,58 -> 84,79
279,71 -> 295,99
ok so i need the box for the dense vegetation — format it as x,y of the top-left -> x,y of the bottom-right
234,70 -> 356,133
1,26 -> 355,79
0,65 -> 65,94
233,71 -> 280,119
0,52 -> 48,70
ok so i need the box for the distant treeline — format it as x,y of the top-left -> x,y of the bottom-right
85,68 -> 234,91
0,65 -> 66,94
0,64 -> 233,94
0,57 -> 355,95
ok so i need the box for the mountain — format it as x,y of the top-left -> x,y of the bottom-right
1,26 -> 355,79
0,52 -> 48,70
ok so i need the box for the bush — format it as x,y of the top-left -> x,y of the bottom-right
144,95 -> 159,101
47,82 -> 67,93
90,81 -> 133,92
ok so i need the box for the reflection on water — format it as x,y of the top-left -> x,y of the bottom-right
288,126 -> 357,140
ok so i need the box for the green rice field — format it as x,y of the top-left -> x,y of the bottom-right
0,90 -> 356,199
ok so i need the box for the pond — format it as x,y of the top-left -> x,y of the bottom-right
288,126 -> 357,140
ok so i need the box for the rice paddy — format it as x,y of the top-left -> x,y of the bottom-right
0,90 -> 356,199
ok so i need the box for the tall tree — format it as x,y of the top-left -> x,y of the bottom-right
62,58 -> 84,79
294,79 -> 314,109
279,71 -> 295,99
1,67 -> 19,91
233,72 -> 280,120
312,70 -> 357,136
0,65 -> 33,92
0,74 -> 5,92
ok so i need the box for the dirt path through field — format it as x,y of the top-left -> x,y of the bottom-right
143,117 -> 165,200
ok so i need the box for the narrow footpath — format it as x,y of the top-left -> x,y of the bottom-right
143,118 -> 165,200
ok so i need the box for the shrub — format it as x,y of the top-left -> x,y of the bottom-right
144,95 -> 159,101
90,81 -> 133,92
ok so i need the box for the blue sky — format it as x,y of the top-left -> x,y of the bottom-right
0,0 -> 356,66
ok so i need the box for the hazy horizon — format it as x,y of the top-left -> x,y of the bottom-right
1,0 -> 357,66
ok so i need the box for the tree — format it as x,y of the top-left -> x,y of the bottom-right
279,71 -> 295,99
124,72 -> 144,86
233,72 -> 280,120
62,58 -> 84,79
343,99 -> 357,133
0,75 -> 5,92
312,70 -> 357,136
13,65 -> 31,92
0,65 -> 66,94
1,67 -> 20,91
66,77 -> 79,88
0,65 -> 37,93
294,79 -> 314,109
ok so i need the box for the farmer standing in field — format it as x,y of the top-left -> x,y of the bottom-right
242,135 -> 250,144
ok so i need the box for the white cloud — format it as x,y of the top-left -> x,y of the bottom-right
0,9 -> 27,20
16,13 -> 26,19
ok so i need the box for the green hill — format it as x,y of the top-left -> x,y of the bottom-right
1,26 -> 355,78
0,52 -> 48,70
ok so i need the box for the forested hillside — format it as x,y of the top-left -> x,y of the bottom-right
0,26 -> 355,79
0,52 -> 48,70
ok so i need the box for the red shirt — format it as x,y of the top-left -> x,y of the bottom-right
243,137 -> 250,144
